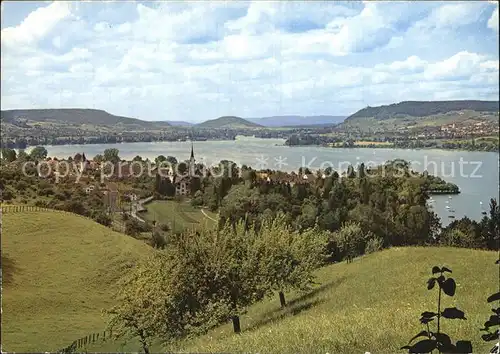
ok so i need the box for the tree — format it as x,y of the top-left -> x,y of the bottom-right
169,221 -> 266,334
480,198 -> 499,250
255,213 -> 328,307
106,253 -> 185,353
1,148 -> 16,163
133,155 -> 143,162
331,222 -> 368,262
166,156 -> 178,165
29,146 -> 48,161
125,219 -> 143,237
104,148 -> 120,164
17,149 -> 30,162
74,153 -> 83,163
93,154 -> 104,163
177,162 -> 188,175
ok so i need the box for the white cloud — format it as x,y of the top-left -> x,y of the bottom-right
1,1 -> 498,121
424,51 -> 485,80
417,2 -> 488,29
1,2 -> 73,46
488,6 -> 499,33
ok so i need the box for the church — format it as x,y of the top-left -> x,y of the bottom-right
173,143 -> 196,196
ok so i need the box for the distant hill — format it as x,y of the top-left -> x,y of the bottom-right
196,116 -> 262,128
247,115 -> 345,127
339,100 -> 499,132
166,121 -> 194,127
0,109 -> 171,129
346,100 -> 499,121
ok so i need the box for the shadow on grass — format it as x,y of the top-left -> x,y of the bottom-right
2,253 -> 19,286
246,298 -> 326,332
247,276 -> 347,332
287,276 -> 347,308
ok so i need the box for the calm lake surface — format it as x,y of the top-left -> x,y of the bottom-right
39,136 -> 499,226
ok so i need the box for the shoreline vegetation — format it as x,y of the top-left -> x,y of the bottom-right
285,137 -> 499,153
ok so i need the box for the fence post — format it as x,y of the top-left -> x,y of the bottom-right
96,332 -> 99,341
103,331 -> 106,341
92,333 -> 95,342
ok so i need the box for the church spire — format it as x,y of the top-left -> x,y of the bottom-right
190,142 -> 195,160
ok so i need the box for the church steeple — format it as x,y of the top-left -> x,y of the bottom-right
190,142 -> 195,161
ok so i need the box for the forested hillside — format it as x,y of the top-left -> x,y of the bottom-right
346,100 -> 499,120
0,109 -> 171,128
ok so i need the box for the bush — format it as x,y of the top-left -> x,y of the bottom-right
159,223 -> 170,232
439,229 -> 477,248
365,237 -> 384,254
38,186 -> 54,197
34,200 -> 49,208
16,180 -> 29,190
2,188 -> 14,200
151,231 -> 167,249
93,212 -> 112,227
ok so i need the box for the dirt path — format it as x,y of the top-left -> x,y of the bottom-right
201,209 -> 217,222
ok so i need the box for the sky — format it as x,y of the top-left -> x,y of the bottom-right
1,1 -> 499,123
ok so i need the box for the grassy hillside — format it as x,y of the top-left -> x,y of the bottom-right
1,210 -> 153,352
0,109 -> 171,129
196,116 -> 262,128
88,247 -> 497,353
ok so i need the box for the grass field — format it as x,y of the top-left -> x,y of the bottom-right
87,246 -> 498,353
140,200 -> 217,233
1,210 -> 153,352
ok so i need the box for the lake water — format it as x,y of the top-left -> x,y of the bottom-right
38,136 -> 499,226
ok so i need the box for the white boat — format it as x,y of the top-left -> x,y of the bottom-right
446,205 -> 450,209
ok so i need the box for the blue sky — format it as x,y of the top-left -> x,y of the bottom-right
1,1 -> 498,122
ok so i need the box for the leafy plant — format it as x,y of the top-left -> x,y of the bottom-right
402,266 -> 472,353
480,259 -> 500,354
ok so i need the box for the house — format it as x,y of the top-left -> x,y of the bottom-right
126,193 -> 138,202
85,185 -> 96,194
174,175 -> 191,196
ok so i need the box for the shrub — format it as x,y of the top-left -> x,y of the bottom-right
365,237 -> 383,254
93,212 -> 112,227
